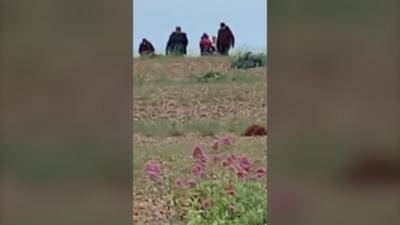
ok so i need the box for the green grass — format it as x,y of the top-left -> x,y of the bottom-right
133,119 -> 262,137
133,70 -> 266,89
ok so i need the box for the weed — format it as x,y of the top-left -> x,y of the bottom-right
195,71 -> 224,83
231,52 -> 266,69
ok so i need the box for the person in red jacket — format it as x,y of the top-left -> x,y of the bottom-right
138,38 -> 155,56
217,22 -> 235,56
199,33 -> 214,56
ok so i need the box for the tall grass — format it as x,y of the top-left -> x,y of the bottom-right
133,119 -> 261,137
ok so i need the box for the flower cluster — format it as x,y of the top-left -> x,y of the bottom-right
192,145 -> 207,163
144,160 -> 161,180
142,135 -> 267,225
210,135 -> 233,151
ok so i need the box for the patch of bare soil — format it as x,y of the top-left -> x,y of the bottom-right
133,85 -> 267,121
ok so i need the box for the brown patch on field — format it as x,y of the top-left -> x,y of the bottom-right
133,57 -> 267,121
133,191 -> 177,225
134,85 -> 267,121
134,57 -> 229,78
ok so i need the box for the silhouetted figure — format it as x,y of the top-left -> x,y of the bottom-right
138,38 -> 155,57
217,22 -> 235,56
166,26 -> 188,56
199,33 -> 214,56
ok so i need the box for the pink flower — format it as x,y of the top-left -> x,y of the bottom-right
192,163 -> 205,176
239,155 -> 251,172
226,183 -> 235,195
222,136 -> 233,145
255,167 -> 267,178
211,140 -> 219,150
144,160 -> 161,180
201,197 -> 211,209
192,145 -> 207,163
237,168 -> 248,179
222,153 -> 236,167
227,154 -> 236,163
213,155 -> 221,163
175,178 -> 184,188
187,179 -> 197,188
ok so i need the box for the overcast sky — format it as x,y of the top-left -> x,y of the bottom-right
133,0 -> 267,55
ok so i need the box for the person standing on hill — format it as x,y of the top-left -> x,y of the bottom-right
199,33 -> 214,56
166,26 -> 188,56
217,22 -> 235,56
138,38 -> 155,57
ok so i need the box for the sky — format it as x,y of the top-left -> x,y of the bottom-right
133,0 -> 267,56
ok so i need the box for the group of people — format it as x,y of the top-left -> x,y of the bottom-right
138,22 -> 235,57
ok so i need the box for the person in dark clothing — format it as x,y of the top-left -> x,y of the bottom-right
138,38 -> 155,56
166,26 -> 188,56
199,33 -> 214,56
217,22 -> 235,56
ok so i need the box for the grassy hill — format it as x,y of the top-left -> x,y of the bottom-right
133,56 -> 267,137
133,56 -> 267,225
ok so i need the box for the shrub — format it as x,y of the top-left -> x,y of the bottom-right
231,52 -> 266,69
143,136 -> 267,225
242,124 -> 267,136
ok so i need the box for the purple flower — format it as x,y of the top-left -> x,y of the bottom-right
255,167 -> 267,178
211,140 -> 219,151
228,154 -> 237,162
213,155 -> 221,163
239,155 -> 251,172
192,163 -> 206,176
221,136 -> 233,145
201,197 -> 211,209
144,160 -> 161,180
175,178 -> 184,188
226,183 -> 235,195
192,145 -> 207,163
223,153 -> 236,167
237,167 -> 248,179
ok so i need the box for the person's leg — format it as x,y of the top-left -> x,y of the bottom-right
222,44 -> 229,56
200,46 -> 205,56
217,44 -> 223,55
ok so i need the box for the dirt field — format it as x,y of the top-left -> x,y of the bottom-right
133,56 -> 267,225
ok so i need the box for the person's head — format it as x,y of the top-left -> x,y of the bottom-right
142,38 -> 148,43
175,26 -> 182,33
220,22 -> 226,28
201,33 -> 209,39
